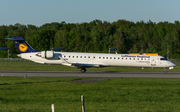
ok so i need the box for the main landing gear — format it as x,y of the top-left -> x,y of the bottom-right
164,68 -> 168,73
81,68 -> 87,73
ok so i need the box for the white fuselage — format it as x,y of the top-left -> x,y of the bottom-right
19,51 -> 176,69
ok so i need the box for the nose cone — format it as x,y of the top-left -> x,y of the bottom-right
170,62 -> 176,66
172,63 -> 176,67
168,62 -> 176,69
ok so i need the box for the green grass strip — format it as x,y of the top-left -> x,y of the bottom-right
0,77 -> 180,111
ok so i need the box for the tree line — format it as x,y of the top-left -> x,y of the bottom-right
0,19 -> 180,59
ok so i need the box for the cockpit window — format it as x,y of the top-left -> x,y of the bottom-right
160,58 -> 168,60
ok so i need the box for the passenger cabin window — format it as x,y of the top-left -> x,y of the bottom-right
69,56 -> 70,58
88,56 -> 90,58
141,58 -> 143,60
133,58 -> 135,60
64,56 -> 66,58
103,57 -> 105,59
130,58 -> 131,60
114,57 -> 116,59
93,56 -> 95,59
99,57 -> 101,59
110,57 -> 112,59
73,56 -> 74,58
80,56 -> 82,58
118,57 -> 120,59
106,57 -> 108,59
84,56 -> 86,58
122,58 -> 123,60
77,56 -> 78,58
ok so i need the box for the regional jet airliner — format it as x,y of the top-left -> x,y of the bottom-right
5,37 -> 176,73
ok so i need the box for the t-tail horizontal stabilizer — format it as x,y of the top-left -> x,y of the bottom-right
4,37 -> 39,53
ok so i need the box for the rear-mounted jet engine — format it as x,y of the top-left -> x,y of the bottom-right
36,51 -> 54,58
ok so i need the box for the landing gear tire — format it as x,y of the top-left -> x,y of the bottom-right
81,68 -> 86,73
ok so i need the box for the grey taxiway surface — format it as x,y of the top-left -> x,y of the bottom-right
0,71 -> 180,78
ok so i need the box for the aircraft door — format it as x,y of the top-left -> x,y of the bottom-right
60,54 -> 66,63
151,58 -> 156,66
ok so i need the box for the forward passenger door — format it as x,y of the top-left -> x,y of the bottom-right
151,58 -> 156,66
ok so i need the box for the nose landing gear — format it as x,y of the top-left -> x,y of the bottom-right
164,68 -> 168,73
81,68 -> 87,73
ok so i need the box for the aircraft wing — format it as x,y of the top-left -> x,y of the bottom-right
59,56 -> 102,68
71,63 -> 100,68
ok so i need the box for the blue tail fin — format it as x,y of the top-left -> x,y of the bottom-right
4,37 -> 39,53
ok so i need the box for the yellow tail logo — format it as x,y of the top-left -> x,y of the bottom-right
19,43 -> 28,52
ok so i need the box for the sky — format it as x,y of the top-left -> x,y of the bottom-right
0,0 -> 180,26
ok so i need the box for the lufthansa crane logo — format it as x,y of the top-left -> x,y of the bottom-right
19,43 -> 28,52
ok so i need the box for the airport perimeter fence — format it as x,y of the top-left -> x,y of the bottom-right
171,59 -> 180,66
0,58 -> 30,62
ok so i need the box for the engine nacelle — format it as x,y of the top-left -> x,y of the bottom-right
40,51 -> 54,58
